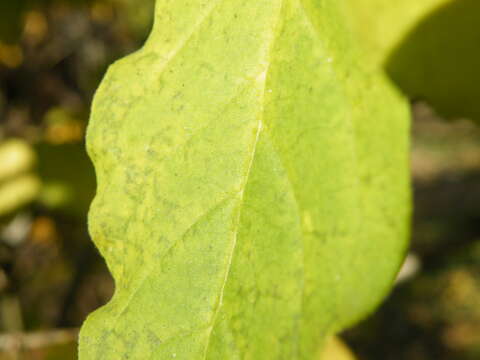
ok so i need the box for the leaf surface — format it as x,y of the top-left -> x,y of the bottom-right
79,1 -> 410,359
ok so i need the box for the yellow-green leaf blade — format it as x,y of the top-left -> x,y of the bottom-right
79,1 -> 410,359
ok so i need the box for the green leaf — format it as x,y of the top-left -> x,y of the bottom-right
348,0 -> 480,120
346,0 -> 450,66
79,1 -> 410,359
0,139 -> 36,182
36,143 -> 96,217
114,0 -> 156,40
319,336 -> 356,360
0,139 -> 40,216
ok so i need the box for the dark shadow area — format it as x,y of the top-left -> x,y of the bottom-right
386,0 -> 480,120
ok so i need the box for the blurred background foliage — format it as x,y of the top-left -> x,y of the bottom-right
0,0 -> 479,359
0,0 -> 154,358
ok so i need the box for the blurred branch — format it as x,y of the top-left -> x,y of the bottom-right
0,328 -> 78,352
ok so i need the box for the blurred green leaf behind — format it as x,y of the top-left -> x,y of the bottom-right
387,0 -> 480,121
349,0 -> 480,121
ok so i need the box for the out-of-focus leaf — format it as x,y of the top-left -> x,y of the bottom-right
347,0 -> 449,66
79,0 -> 410,359
386,0 -> 480,120
320,336 -> 357,360
348,0 -> 480,121
0,139 -> 36,182
0,174 -> 41,216
36,143 -> 96,217
114,0 -> 155,40
0,139 -> 39,216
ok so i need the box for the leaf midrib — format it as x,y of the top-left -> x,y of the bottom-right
200,1 -> 287,358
